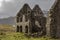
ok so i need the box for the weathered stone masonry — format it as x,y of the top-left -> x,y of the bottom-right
15,0 -> 60,38
32,5 -> 46,35
16,4 -> 32,34
16,4 -> 46,35
46,0 -> 60,38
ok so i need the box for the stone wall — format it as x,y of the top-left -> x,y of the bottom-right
15,0 -> 60,38
46,0 -> 60,38
16,4 -> 46,36
16,4 -> 32,34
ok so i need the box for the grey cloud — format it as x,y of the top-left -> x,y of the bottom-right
0,0 -> 55,18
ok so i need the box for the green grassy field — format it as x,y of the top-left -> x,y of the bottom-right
0,24 -> 15,32
0,24 -> 59,40
0,32 -> 59,40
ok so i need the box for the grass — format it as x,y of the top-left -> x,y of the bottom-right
0,24 -> 15,32
0,24 -> 59,40
0,32 -> 59,40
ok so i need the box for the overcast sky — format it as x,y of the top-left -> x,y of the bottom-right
0,0 -> 55,18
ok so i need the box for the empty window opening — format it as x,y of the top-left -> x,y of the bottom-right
17,26 -> 19,32
25,19 -> 28,22
20,26 -> 22,32
25,16 -> 28,22
20,17 -> 22,22
17,17 -> 19,23
25,26 -> 28,33
28,11 -> 30,13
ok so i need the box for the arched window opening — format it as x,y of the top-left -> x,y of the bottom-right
25,16 -> 28,22
17,26 -> 19,32
20,26 -> 22,32
17,17 -> 19,23
25,26 -> 28,33
28,11 -> 30,13
20,17 -> 22,22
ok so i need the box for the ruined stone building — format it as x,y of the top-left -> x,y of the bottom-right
15,0 -> 60,38
32,5 -> 46,35
16,4 -> 46,35
16,4 -> 32,34
46,0 -> 60,38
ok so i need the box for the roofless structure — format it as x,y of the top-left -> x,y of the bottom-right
46,0 -> 60,38
16,4 -> 46,36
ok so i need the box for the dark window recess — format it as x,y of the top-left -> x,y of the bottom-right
26,18 -> 28,22
20,26 -> 22,32
20,17 -> 22,22
25,16 -> 28,22
17,26 -> 19,32
28,11 -> 30,13
17,17 -> 19,23
25,26 -> 28,33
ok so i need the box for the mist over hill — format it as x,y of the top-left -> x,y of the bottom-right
0,10 -> 48,25
0,17 -> 16,25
